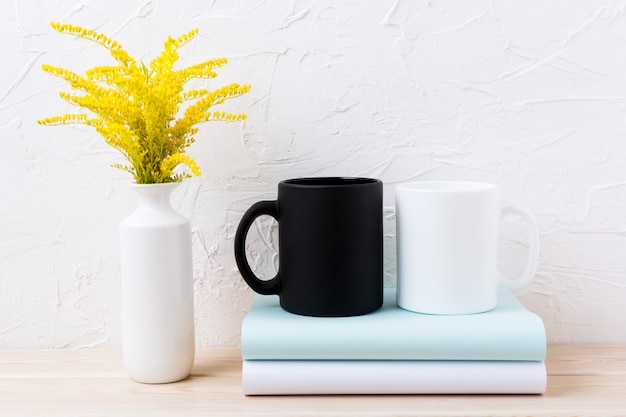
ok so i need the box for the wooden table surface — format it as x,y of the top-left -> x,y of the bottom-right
0,345 -> 624,416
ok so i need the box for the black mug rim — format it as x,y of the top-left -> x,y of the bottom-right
280,177 -> 380,188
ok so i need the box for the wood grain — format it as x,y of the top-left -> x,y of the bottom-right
0,346 -> 624,416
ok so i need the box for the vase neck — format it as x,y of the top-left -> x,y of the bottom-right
129,183 -> 180,211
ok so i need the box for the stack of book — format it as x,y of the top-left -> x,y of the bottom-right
241,287 -> 547,395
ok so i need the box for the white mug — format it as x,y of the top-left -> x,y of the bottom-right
395,181 -> 539,315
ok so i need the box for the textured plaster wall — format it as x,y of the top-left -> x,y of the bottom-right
1,0 -> 626,348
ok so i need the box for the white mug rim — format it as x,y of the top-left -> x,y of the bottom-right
396,181 -> 497,193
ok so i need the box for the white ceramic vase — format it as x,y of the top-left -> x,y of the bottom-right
120,183 -> 195,383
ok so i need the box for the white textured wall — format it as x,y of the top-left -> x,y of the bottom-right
2,0 -> 626,348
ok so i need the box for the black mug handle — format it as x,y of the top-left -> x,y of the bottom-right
234,200 -> 281,295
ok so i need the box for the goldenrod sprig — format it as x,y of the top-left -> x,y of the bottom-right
39,23 -> 250,184
50,22 -> 137,68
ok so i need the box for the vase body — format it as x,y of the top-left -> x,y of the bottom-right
120,183 -> 195,383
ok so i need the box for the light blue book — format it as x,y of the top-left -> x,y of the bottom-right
241,287 -> 546,361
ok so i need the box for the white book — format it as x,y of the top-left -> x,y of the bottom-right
243,360 -> 546,395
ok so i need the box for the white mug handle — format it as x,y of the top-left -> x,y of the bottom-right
498,205 -> 539,290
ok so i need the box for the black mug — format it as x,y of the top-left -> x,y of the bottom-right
234,177 -> 383,317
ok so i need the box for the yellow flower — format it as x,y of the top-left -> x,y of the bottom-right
38,22 -> 250,184
160,153 -> 202,182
